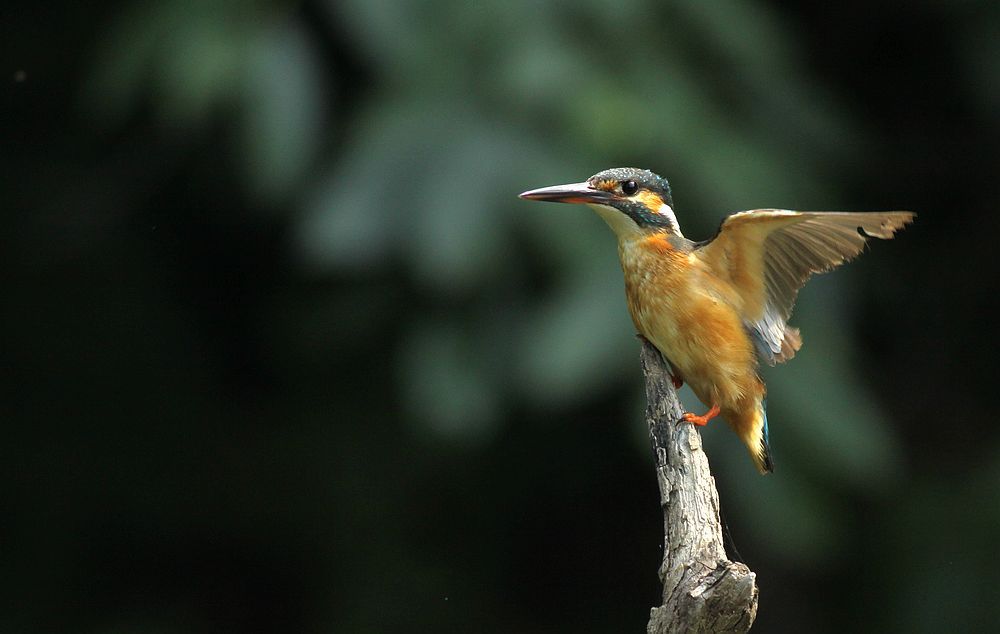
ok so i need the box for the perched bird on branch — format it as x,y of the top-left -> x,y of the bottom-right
520,168 -> 914,473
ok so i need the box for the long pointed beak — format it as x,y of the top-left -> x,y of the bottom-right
518,181 -> 615,205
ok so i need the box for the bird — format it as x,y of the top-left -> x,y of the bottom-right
519,167 -> 914,474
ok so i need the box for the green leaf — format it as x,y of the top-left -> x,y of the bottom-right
239,20 -> 326,202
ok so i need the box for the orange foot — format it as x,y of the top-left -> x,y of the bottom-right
681,404 -> 721,427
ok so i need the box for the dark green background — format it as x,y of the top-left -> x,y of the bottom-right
5,1 -> 998,632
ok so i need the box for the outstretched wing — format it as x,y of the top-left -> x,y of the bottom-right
695,210 -> 915,365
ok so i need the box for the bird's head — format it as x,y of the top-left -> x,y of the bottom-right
519,167 -> 682,240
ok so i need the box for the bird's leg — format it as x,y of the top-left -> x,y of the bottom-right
681,404 -> 721,427
636,334 -> 684,389
666,364 -> 684,390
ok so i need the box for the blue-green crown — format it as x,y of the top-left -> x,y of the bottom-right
588,167 -> 674,208
587,167 -> 677,230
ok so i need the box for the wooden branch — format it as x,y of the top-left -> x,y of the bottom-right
641,341 -> 759,633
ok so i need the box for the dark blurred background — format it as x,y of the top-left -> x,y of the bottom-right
4,1 -> 999,632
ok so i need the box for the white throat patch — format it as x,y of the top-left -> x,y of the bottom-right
587,202 -> 685,240
588,203 -> 642,239
657,203 -> 682,236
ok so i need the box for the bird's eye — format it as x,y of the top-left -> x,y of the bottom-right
621,180 -> 639,196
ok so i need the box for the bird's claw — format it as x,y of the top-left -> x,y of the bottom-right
681,404 -> 721,427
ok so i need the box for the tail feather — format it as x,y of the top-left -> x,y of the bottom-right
747,401 -> 774,474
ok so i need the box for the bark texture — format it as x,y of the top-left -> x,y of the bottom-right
641,341 -> 759,633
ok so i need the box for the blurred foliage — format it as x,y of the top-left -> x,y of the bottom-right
5,0 -> 1000,632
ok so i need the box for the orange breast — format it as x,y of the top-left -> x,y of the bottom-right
621,235 -> 760,409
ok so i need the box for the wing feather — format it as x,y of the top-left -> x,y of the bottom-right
697,210 -> 915,365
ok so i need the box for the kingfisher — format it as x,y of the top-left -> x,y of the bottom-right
520,168 -> 914,474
